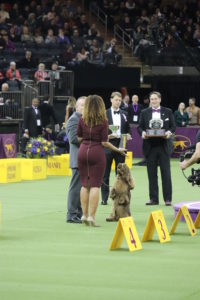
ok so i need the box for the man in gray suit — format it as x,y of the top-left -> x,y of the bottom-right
66,96 -> 86,223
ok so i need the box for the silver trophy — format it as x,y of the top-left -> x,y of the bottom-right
109,125 -> 120,138
146,118 -> 166,137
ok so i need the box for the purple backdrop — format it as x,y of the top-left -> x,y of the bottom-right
0,134 -> 17,158
127,127 -> 200,158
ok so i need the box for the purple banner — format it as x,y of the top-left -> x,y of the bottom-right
127,127 -> 200,158
0,134 -> 17,158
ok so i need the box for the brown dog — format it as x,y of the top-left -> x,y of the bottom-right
106,163 -> 134,221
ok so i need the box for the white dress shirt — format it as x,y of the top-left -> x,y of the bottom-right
152,106 -> 161,119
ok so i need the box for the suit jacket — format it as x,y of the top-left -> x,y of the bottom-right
138,106 -> 176,157
66,112 -> 81,169
38,102 -> 57,127
24,107 -> 42,137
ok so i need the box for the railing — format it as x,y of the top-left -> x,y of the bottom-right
22,81 -> 38,110
89,2 -> 108,40
0,91 -> 23,120
36,70 -> 74,103
114,24 -> 134,56
0,70 -> 74,120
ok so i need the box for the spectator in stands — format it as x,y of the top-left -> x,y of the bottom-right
9,26 -> 20,42
34,63 -> 48,82
89,46 -> 103,65
34,28 -> 44,44
61,45 -> 76,66
27,13 -> 37,30
1,82 -> 9,92
88,23 -> 101,40
19,51 -> 36,69
21,26 -> 34,43
6,62 -> 21,81
2,32 -> 16,52
45,29 -> 57,44
57,28 -> 70,46
65,96 -> 76,123
104,38 -> 122,65
0,3 -> 10,24
77,13 -> 90,36
174,102 -> 189,127
125,0 -> 136,12
128,94 -> 143,125
106,1 -> 118,28
120,14 -> 134,34
186,97 -> 200,126
71,28 -> 84,51
63,21 -> 71,37
164,33 -> 177,48
49,62 -> 60,80
65,0 -> 76,16
76,47 -> 89,64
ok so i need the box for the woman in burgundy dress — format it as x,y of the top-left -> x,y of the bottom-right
77,95 -> 126,226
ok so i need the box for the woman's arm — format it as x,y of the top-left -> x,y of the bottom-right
101,141 -> 126,156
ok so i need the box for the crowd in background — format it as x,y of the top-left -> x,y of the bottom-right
0,0 -> 123,93
92,0 -> 200,64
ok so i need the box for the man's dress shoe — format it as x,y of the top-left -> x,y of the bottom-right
101,201 -> 107,205
165,201 -> 172,206
67,216 -> 82,224
146,200 -> 159,206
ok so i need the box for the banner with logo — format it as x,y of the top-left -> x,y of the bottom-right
127,127 -> 200,158
0,134 -> 17,158
172,127 -> 199,158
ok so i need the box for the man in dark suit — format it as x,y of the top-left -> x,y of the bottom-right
138,91 -> 176,206
101,91 -> 131,205
38,95 -> 58,129
21,98 -> 42,153
24,98 -> 42,138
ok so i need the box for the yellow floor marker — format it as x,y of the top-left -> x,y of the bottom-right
110,216 -> 142,252
142,210 -> 170,243
170,206 -> 197,236
194,211 -> 200,228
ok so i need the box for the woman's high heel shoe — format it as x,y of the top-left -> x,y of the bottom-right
87,216 -> 100,227
81,215 -> 89,226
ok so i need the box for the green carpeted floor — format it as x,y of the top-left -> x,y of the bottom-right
0,159 -> 200,300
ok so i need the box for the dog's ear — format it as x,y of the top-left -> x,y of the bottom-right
110,188 -> 116,199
